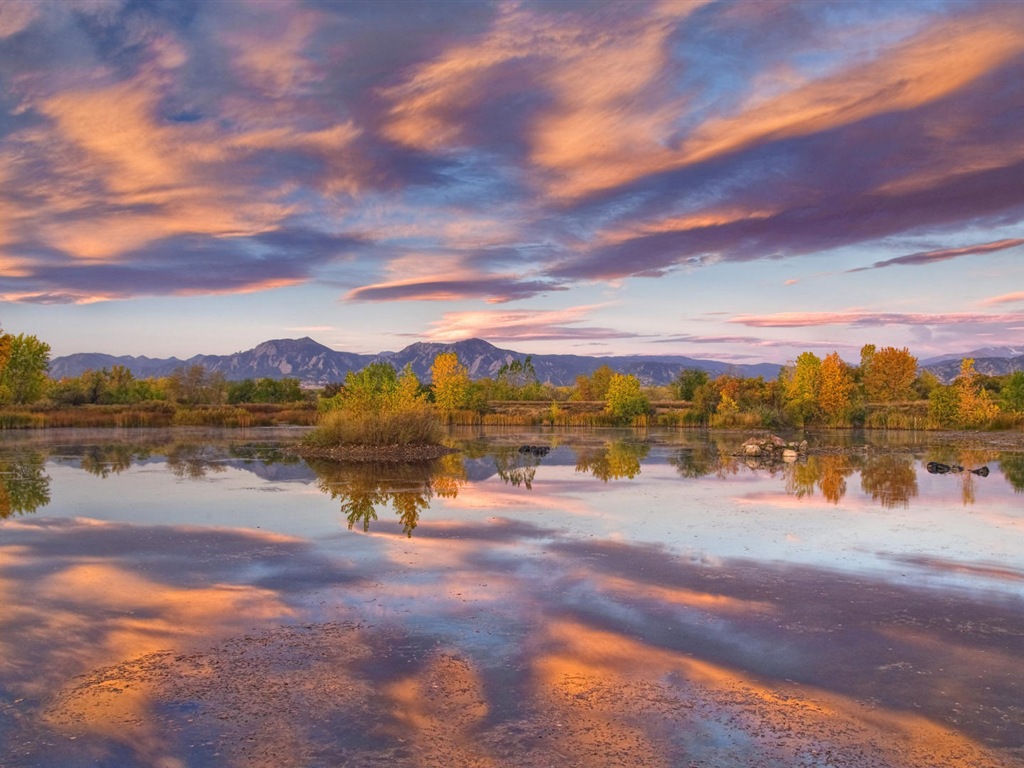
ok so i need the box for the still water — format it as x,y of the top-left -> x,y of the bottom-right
1,427 -> 1022,767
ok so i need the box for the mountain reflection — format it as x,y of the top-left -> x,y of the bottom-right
574,439 -> 650,482
309,453 -> 466,536
0,452 -> 51,518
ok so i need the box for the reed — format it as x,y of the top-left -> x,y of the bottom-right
305,406 -> 443,448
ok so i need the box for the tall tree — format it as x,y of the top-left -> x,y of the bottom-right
862,346 -> 917,403
818,352 -> 855,425
955,358 -> 999,426
431,352 -> 470,413
784,352 -> 821,425
671,368 -> 709,401
604,373 -> 650,424
0,333 -> 51,405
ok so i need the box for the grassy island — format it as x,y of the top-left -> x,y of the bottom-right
294,360 -> 457,463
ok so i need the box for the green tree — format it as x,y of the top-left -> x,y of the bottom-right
431,352 -> 470,413
0,333 -> 51,405
928,384 -> 959,428
604,373 -> 650,424
1000,371 -> 1024,414
496,356 -> 541,399
672,368 -> 709,401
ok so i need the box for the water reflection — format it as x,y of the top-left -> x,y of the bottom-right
574,439 -> 650,481
0,451 -> 51,517
1001,452 -> 1024,493
309,453 -> 466,536
492,444 -> 543,489
79,443 -> 150,477
859,454 -> 919,508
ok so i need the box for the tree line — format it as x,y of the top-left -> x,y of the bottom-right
2,326 -> 1023,429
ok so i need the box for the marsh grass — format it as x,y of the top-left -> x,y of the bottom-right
304,406 -> 443,448
0,402 -> 316,429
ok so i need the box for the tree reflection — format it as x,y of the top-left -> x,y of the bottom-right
784,455 -> 855,505
310,453 -> 466,536
860,454 -> 918,509
492,446 -> 541,490
165,443 -> 230,479
667,446 -> 719,478
925,448 -> 999,506
1000,453 -> 1024,494
79,444 -> 151,477
574,440 -> 650,482
0,452 -> 51,518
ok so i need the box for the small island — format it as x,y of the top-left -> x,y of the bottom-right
291,358 -> 459,463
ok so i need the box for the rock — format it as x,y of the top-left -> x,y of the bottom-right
782,449 -> 798,462
744,443 -> 762,456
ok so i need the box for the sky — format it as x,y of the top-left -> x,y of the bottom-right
1,0 -> 1023,364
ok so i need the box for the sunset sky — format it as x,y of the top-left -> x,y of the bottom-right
1,0 -> 1023,363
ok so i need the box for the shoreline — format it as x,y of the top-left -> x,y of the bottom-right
288,443 -> 459,462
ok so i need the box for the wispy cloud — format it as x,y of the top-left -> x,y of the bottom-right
848,238 -> 1024,272
0,0 -> 1022,359
426,305 -> 639,343
981,292 -> 1024,307
730,311 -> 1024,328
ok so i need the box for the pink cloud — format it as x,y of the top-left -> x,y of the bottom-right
730,311 -> 1024,328
981,292 -> 1024,307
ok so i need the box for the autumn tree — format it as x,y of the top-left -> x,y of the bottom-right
862,346 -> 917,403
431,352 -> 470,413
784,352 -> 821,426
817,352 -> 855,425
0,333 -> 51,405
603,373 -> 650,424
572,365 -> 615,401
165,364 -> 226,406
955,358 -> 999,427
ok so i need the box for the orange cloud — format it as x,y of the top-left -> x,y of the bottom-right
982,292 -> 1024,307
679,12 -> 1024,168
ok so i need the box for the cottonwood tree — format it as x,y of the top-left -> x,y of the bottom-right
818,352 -> 855,425
862,346 -> 917,403
955,358 -> 999,426
431,352 -> 470,413
0,333 -> 51,405
784,352 -> 821,426
604,373 -> 650,424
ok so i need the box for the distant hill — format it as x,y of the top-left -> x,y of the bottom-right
919,346 -> 1024,366
49,337 -> 783,387
920,354 -> 1024,384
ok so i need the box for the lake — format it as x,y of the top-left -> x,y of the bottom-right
1,427 -> 1022,768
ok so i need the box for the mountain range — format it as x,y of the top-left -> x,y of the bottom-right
48,337 -> 1024,387
49,337 -> 782,387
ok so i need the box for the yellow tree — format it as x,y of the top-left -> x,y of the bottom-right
862,346 -> 917,403
955,358 -> 999,427
784,352 -> 821,425
818,352 -> 855,425
431,352 -> 470,413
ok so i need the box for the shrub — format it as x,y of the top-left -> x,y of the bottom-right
305,405 -> 442,448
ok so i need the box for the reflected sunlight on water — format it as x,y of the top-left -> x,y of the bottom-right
1,428 -> 1022,767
